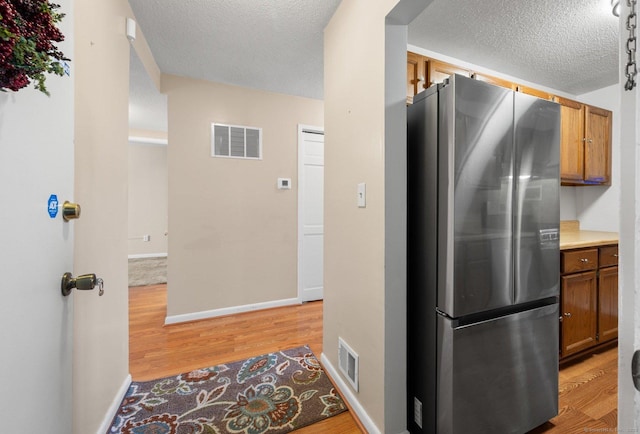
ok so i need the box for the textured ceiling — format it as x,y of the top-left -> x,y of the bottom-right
128,0 -> 342,101
128,0 -> 620,132
409,0 -> 619,95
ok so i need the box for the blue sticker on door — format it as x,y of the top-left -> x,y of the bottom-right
48,194 -> 58,218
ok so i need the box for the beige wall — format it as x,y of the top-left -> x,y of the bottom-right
162,74 -> 323,317
73,0 -> 133,431
324,0 -> 429,432
324,0 -> 395,430
128,142 -> 168,255
130,128 -> 168,141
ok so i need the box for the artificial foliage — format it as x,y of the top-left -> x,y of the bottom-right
0,0 -> 68,96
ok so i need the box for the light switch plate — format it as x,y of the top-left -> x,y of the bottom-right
357,183 -> 366,207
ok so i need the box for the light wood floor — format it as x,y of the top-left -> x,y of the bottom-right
528,344 -> 618,433
130,284 -> 617,433
129,284 -> 361,433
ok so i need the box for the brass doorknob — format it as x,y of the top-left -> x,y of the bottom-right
62,201 -> 81,221
61,272 -> 104,296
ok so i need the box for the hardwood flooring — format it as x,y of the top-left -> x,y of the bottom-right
129,284 -> 618,433
129,284 -> 361,433
528,345 -> 618,433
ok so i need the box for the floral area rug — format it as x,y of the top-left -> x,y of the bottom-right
108,345 -> 347,434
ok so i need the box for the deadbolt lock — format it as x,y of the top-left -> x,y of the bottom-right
62,201 -> 81,221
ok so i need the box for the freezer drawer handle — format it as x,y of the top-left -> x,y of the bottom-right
633,350 -> 640,391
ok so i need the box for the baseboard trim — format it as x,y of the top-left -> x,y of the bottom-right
128,253 -> 168,259
165,298 -> 301,325
96,373 -> 131,434
321,352 -> 381,434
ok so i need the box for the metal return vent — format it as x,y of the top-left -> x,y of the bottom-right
338,337 -> 359,392
211,123 -> 262,159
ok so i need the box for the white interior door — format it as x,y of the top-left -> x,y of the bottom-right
0,3 -> 74,430
298,126 -> 324,302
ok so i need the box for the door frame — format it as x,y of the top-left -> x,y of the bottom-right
297,124 -> 325,302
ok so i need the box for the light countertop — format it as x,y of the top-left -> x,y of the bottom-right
559,221 -> 618,250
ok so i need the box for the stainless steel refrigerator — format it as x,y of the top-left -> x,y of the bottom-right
407,74 -> 560,433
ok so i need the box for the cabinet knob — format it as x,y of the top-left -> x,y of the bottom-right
613,253 -> 619,258
564,312 -> 572,318
580,258 -> 589,263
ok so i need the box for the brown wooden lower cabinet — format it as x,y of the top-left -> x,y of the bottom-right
598,265 -> 618,343
561,271 -> 597,357
560,244 -> 618,360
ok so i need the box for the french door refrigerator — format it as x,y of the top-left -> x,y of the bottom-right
407,74 -> 561,434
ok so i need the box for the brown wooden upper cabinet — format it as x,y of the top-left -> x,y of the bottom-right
516,84 -> 554,101
406,52 -> 428,104
405,52 -> 614,187
472,72 -> 515,91
427,59 -> 472,87
557,97 -> 612,186
406,53 -> 471,104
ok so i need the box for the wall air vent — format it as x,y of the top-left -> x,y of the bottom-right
338,337 -> 359,392
211,123 -> 262,159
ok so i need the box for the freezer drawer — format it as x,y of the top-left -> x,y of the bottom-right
437,303 -> 558,434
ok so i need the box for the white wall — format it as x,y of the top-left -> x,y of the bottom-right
559,188 -> 578,221
128,141 -> 168,256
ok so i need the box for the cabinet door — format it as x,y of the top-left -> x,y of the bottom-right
407,52 -> 421,104
584,106 -> 612,185
598,266 -> 618,343
516,84 -> 553,101
473,72 -> 515,91
561,271 -> 597,357
558,98 -> 585,183
427,59 -> 471,87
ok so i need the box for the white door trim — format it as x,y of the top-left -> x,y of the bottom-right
297,124 -> 324,302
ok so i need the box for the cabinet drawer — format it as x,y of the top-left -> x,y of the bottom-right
562,249 -> 598,274
599,245 -> 619,268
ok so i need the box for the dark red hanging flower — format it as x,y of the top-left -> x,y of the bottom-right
0,0 -> 69,95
